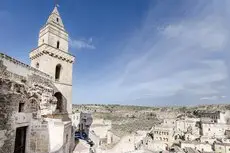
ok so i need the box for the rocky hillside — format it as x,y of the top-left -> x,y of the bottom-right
73,103 -> 230,136
73,103 -> 230,114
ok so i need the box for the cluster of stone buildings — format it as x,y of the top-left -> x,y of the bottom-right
0,6 -> 75,153
133,110 -> 230,153
71,113 -> 119,153
85,109 -> 229,153
70,108 -> 230,153
72,112 -> 93,137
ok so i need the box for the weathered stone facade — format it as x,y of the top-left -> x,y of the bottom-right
0,5 -> 75,153
0,54 -> 73,153
30,6 -> 74,116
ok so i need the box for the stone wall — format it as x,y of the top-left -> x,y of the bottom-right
0,56 -> 72,153
0,78 -> 22,153
0,53 -> 52,80
0,76 -> 50,153
30,121 -> 50,153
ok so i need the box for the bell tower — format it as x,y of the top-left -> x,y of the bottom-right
29,6 -> 75,115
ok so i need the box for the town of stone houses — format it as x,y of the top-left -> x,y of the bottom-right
1,2 -> 230,153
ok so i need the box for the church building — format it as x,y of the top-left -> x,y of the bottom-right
30,6 -> 75,116
0,5 -> 75,153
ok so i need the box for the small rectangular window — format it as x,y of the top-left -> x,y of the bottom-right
57,41 -> 60,49
19,103 -> 24,112
66,134 -> 68,143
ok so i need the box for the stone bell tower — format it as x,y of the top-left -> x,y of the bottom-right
29,6 -> 75,115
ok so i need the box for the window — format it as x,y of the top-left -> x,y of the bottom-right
54,92 -> 63,112
57,41 -> 60,49
36,62 -> 39,69
19,103 -> 24,112
66,134 -> 68,143
55,64 -> 61,81
57,18 -> 59,22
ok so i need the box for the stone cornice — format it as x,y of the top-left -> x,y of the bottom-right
29,44 -> 75,63
54,81 -> 72,86
40,23 -> 67,34
39,27 -> 68,42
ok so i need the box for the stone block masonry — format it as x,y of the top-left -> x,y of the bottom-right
0,57 -> 72,153
0,5 -> 75,153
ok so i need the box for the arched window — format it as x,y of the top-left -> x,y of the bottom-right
57,18 -> 59,22
54,92 -> 63,112
57,41 -> 60,49
55,64 -> 61,81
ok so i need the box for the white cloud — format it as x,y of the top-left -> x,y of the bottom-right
200,95 -> 226,101
162,20 -> 227,51
200,96 -> 218,100
74,0 -> 230,105
69,37 -> 95,50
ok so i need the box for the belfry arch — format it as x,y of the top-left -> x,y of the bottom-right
54,92 -> 64,113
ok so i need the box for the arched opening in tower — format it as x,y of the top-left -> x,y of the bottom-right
54,92 -> 63,113
55,64 -> 61,81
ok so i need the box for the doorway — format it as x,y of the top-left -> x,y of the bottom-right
14,126 -> 27,153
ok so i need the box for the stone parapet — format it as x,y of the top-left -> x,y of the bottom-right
0,53 -> 52,80
43,113 -> 71,121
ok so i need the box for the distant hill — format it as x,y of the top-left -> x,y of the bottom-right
72,103 -> 230,136
72,103 -> 230,113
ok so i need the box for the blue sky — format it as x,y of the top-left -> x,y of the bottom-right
1,0 -> 230,106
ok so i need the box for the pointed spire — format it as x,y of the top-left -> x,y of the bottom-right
46,6 -> 65,29
52,5 -> 60,16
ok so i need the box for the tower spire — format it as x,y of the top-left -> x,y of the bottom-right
46,3 -> 64,29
